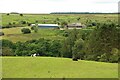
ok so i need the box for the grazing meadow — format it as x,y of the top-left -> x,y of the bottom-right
2,57 -> 118,78
1,13 -> 119,78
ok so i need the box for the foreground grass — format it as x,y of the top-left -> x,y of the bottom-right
2,57 -> 118,78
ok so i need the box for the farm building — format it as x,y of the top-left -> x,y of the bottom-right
66,23 -> 86,29
31,24 -> 59,28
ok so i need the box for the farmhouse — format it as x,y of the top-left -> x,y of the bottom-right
31,24 -> 59,28
66,23 -> 86,29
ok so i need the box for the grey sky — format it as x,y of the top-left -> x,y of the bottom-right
0,0 -> 119,13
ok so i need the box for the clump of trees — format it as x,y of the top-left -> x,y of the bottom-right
72,38 -> 85,60
60,23 -> 119,62
2,39 -> 62,57
85,23 -> 119,63
2,21 -> 26,28
21,28 -> 31,34
2,40 -> 16,56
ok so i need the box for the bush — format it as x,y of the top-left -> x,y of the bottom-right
0,32 -> 4,36
2,47 -> 14,56
31,26 -> 34,30
20,21 -> 27,24
35,20 -> 38,23
72,58 -> 78,61
61,21 -> 68,26
91,22 -> 97,26
109,55 -> 118,63
63,31 -> 69,37
21,28 -> 31,34
6,13 -> 10,15
20,14 -> 23,16
27,23 -> 31,26
2,39 -> 15,49
77,17 -> 80,21
5,25 -> 12,28
30,25 -> 38,33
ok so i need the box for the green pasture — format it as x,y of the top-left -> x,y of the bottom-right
0,13 -> 118,42
0,27 -> 65,42
1,13 -> 118,26
2,57 -> 118,78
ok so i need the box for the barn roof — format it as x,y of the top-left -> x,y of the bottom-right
31,24 -> 59,26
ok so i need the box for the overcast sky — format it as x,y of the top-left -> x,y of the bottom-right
0,0 -> 119,13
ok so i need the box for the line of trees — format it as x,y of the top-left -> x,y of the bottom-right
1,23 -> 120,63
2,39 -> 62,57
50,12 -> 118,14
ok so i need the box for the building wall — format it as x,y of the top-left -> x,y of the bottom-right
38,26 -> 58,28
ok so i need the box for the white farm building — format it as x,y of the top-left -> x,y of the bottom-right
31,24 -> 59,28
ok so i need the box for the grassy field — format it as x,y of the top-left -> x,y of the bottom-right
2,57 -> 118,78
1,14 -> 118,27
0,27 -> 65,42
1,14 -> 119,79
0,13 -> 118,42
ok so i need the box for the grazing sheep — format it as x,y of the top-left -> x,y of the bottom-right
33,54 -> 36,57
31,54 -> 36,57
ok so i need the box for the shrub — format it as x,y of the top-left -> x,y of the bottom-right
20,21 -> 27,24
91,22 -> 97,26
2,47 -> 14,56
6,13 -> 10,15
63,31 -> 69,37
31,24 -> 38,33
2,39 -> 15,49
109,55 -> 118,63
20,14 -> 23,16
56,18 -> 60,21
13,22 -> 16,24
21,28 -> 31,34
31,26 -> 34,30
0,32 -> 4,36
35,20 -> 38,23
34,27 -> 38,33
61,21 -> 68,26
28,23 -> 31,26
72,58 -> 78,61
77,17 -> 81,21
5,25 -> 12,28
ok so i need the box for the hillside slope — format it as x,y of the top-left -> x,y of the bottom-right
2,57 -> 118,78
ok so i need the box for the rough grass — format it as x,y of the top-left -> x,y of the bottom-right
0,27 -> 65,42
0,13 -> 118,42
1,14 -> 118,26
2,57 -> 118,78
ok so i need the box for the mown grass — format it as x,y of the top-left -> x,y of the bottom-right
2,57 -> 118,78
